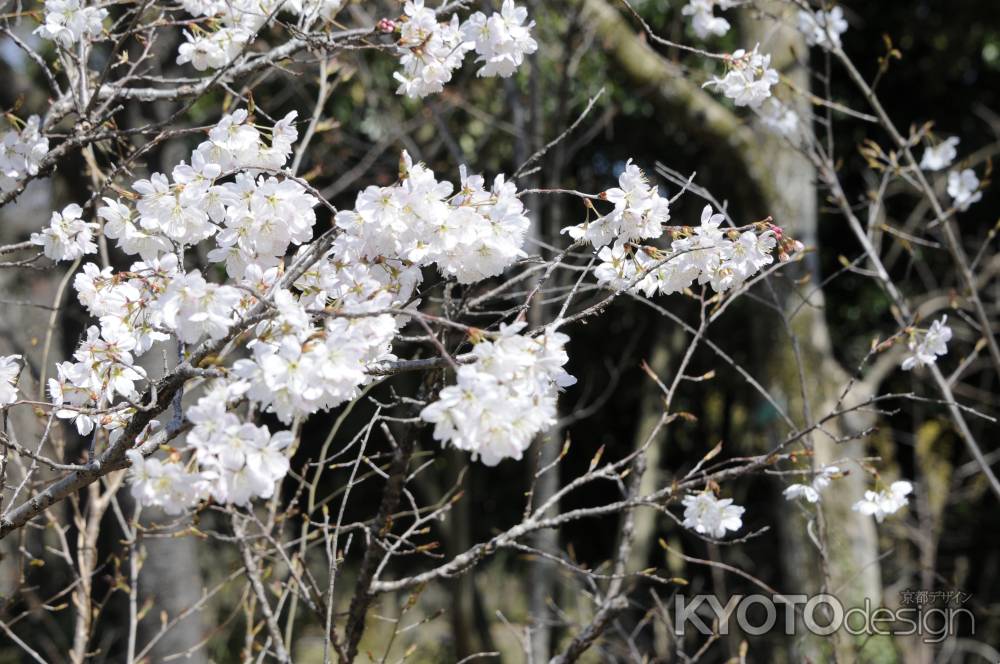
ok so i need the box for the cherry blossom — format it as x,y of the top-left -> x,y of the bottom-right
393,1 -> 474,98
334,153 -> 530,283
0,355 -> 20,406
901,316 -> 952,371
681,491 -> 745,538
1,116 -> 48,192
852,480 -> 913,522
99,197 -> 172,261
128,380 -> 297,510
583,199 -> 780,298
757,98 -> 799,138
783,465 -> 841,503
705,45 -> 779,108
126,450 -> 207,515
463,0 -> 538,78
392,0 -> 537,97
35,109 -> 318,455
177,30 -> 243,71
48,362 -> 97,436
35,0 -> 107,47
421,323 -> 575,465
128,381 -> 293,513
919,136 -> 960,171
0,0 -> 995,656
287,0 -> 345,22
593,243 -> 635,291
798,6 -> 848,49
30,204 -> 98,261
947,168 -> 982,211
171,0 -> 344,71
682,0 -> 739,39
563,161 -> 669,249
189,417 -> 292,506
168,0 -> 537,98
159,271 -> 243,344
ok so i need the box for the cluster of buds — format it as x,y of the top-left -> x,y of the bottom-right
765,223 -> 806,262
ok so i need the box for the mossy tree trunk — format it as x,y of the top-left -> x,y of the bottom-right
742,4 -> 892,661
581,1 -> 895,660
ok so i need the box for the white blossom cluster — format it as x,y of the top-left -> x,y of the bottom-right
901,316 -> 952,371
285,0 -> 346,25
105,109 -> 311,269
704,45 -> 779,109
227,153 -> 535,431
947,168 -> 982,211
30,204 -> 98,261
49,324 -> 147,436
240,151 -> 537,456
0,355 -> 20,407
48,108 -> 539,508
176,26 -> 250,72
393,0 -> 537,98
681,491 -> 745,538
420,322 -> 576,465
122,258 -> 415,510
175,0 -> 346,71
160,270 -> 244,344
757,98 -> 800,139
565,163 -> 780,297
231,278 -> 410,424
462,0 -> 538,78
917,137 -> 981,212
797,6 -> 848,49
392,0 -> 473,98
63,265 -> 210,440
563,160 -> 671,249
185,382 -> 291,506
334,152 -> 531,283
127,450 -> 207,515
783,465 -> 841,503
35,0 -> 107,47
852,480 -> 912,522
170,0 -> 535,97
59,254 -> 244,439
45,110 -> 312,463
682,0 -> 739,39
189,417 -> 292,507
126,381 -> 294,512
1,116 -> 49,193
919,136 -> 959,171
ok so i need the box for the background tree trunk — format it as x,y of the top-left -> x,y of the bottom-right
742,4 -> 893,661
581,1 -> 894,659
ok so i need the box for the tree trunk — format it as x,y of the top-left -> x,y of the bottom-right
136,511 -> 210,663
580,1 -> 894,659
741,4 -> 892,661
